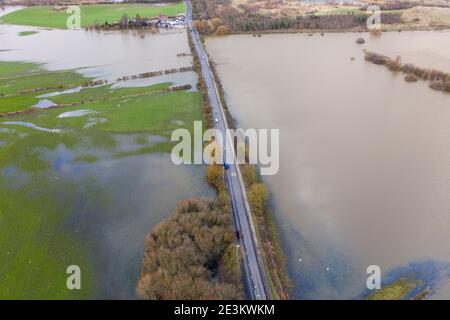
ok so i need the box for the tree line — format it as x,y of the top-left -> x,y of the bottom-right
191,0 -> 402,34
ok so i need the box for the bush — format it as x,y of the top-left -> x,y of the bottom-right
404,74 -> 418,82
206,164 -> 224,189
247,183 -> 269,217
215,25 -> 229,35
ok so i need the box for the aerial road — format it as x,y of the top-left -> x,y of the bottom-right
185,0 -> 271,300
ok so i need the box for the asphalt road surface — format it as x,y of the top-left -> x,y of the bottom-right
185,0 -> 270,300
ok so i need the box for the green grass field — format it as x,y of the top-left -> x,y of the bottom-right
0,60 -> 201,298
1,2 -> 186,29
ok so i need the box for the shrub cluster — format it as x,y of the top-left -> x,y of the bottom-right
364,50 -> 450,92
137,198 -> 243,300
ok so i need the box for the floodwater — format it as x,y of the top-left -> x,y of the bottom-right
44,146 -> 213,299
206,31 -> 450,299
2,121 -> 61,133
33,99 -> 56,109
0,9 -> 195,84
0,6 -> 214,299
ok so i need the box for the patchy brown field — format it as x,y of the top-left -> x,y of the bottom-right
401,6 -> 450,27
230,0 -> 362,17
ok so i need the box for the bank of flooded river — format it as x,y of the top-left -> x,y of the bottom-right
206,31 -> 450,299
0,7 -> 214,298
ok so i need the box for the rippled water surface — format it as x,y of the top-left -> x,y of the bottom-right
206,31 -> 450,299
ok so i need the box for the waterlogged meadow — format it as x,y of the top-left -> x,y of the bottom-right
0,61 -> 88,113
0,16 -> 214,297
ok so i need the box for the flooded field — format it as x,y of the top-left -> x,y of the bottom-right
206,31 -> 450,299
0,24 -> 196,85
0,6 -> 214,299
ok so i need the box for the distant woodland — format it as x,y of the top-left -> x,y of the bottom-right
191,0 -> 402,34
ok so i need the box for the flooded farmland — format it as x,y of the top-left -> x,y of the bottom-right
0,6 -> 213,299
206,31 -> 450,299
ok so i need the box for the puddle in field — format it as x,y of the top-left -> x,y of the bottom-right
2,121 -> 61,133
33,99 -> 56,109
38,86 -> 83,98
57,109 -> 96,119
83,117 -> 108,129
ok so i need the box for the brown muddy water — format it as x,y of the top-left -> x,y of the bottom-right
206,31 -> 450,299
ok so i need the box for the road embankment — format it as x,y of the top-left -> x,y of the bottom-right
136,29 -> 245,300
206,51 -> 292,299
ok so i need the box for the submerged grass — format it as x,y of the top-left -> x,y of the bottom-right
0,61 -> 41,78
18,30 -> 39,37
0,176 -> 93,299
0,61 -> 88,113
0,59 -> 201,298
367,278 -> 419,300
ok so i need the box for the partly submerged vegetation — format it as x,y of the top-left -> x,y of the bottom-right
0,173 -> 93,299
0,59 -> 203,298
363,260 -> 450,300
368,278 -> 420,300
364,50 -> 450,93
0,61 -> 88,114
18,30 -> 38,36
1,2 -> 186,29
0,61 -> 201,140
